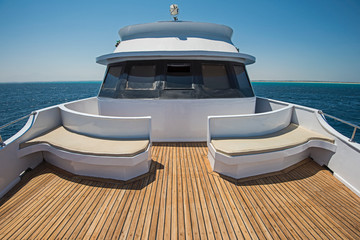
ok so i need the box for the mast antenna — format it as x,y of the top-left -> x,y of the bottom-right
170,4 -> 179,21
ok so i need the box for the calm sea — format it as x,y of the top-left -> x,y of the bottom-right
0,81 -> 359,142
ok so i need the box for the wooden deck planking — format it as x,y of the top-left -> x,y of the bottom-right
1,142 -> 360,239
284,169 -> 360,238
2,174 -> 74,238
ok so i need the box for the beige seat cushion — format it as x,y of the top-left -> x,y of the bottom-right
20,126 -> 149,157
211,124 -> 334,156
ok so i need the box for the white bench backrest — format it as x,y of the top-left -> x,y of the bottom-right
60,105 -> 151,140
208,105 -> 293,141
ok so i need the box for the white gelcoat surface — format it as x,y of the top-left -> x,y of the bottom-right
259,97 -> 360,197
60,104 -> 151,140
208,105 -> 293,139
206,102 -> 337,179
43,150 -> 151,181
0,106 -> 61,198
289,102 -> 360,197
114,37 -> 237,53
66,97 -> 256,142
96,21 -> 255,65
117,21 -> 235,52
118,21 -> 233,41
18,143 -> 151,167
96,51 -> 256,66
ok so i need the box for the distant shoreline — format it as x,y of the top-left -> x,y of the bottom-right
0,80 -> 359,84
251,80 -> 360,84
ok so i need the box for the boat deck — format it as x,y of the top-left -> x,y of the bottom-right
1,142 -> 360,239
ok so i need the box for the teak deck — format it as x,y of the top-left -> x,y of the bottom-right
1,142 -> 360,239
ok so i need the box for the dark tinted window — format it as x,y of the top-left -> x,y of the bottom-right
201,64 -> 230,90
99,65 -> 123,97
234,65 -> 254,97
102,66 -> 122,90
127,65 -> 156,90
165,63 -> 193,89
98,60 -> 255,99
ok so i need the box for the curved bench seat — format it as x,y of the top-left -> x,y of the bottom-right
19,126 -> 151,181
20,126 -> 149,157
208,122 -> 337,179
211,124 -> 334,156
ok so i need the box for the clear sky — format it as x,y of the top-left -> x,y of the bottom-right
0,0 -> 359,82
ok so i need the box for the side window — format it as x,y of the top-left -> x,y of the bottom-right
99,65 -> 123,97
234,65 -> 254,97
102,66 -> 122,90
126,64 -> 156,90
201,64 -> 230,90
165,63 -> 193,89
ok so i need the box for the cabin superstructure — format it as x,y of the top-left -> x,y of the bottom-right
95,21 -> 257,142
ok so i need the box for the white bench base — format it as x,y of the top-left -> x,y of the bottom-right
208,140 -> 336,179
19,143 -> 151,181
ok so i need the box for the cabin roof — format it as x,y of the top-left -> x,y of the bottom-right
96,21 -> 255,65
119,21 -> 233,42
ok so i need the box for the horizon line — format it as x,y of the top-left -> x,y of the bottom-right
0,80 -> 359,84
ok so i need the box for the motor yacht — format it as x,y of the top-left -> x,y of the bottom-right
1,9 -> 360,238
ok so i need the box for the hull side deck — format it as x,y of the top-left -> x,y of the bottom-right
1,142 -> 360,239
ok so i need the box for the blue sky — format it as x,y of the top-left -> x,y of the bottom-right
0,0 -> 359,82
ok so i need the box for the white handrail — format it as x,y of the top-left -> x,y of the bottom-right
0,112 -> 37,146
319,110 -> 359,142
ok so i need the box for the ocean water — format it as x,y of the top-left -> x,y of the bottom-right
0,81 -> 359,143
0,82 -> 101,141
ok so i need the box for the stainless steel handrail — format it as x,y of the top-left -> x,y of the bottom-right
0,112 -> 37,146
319,110 -> 359,142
